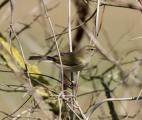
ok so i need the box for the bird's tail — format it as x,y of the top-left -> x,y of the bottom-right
29,55 -> 54,61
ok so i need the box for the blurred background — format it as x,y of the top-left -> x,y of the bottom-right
0,0 -> 142,120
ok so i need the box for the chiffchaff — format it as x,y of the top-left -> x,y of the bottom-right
29,45 -> 96,71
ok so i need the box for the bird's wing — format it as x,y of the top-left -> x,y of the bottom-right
52,52 -> 81,66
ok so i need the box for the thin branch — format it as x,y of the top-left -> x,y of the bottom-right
0,0 -> 9,10
1,96 -> 31,120
11,15 -> 41,40
94,0 -> 142,11
46,8 -> 97,41
41,0 -> 64,92
87,96 -> 142,119
95,0 -> 101,36
100,77 -> 119,120
68,0 -> 72,52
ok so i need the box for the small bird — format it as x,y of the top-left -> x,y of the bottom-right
29,45 -> 96,71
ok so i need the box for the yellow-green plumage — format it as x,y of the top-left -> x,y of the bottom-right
29,45 -> 96,71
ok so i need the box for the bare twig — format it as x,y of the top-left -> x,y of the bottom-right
0,0 -> 9,10
41,0 -> 64,92
87,96 -> 142,120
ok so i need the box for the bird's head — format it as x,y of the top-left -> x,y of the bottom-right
78,45 -> 96,57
